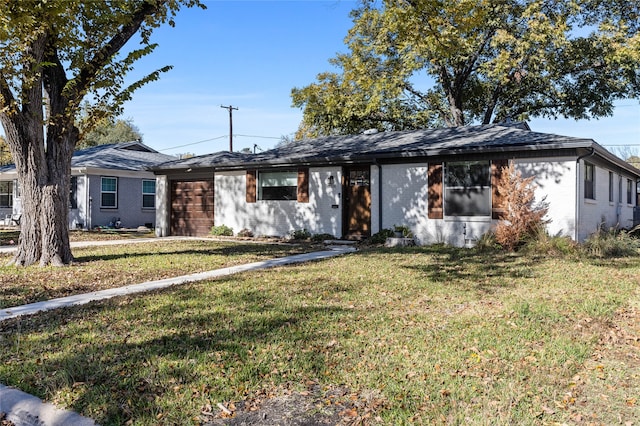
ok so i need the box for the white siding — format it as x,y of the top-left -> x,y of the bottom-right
514,158 -> 577,240
215,167 -> 342,238
377,163 -> 492,246
370,165 -> 380,235
155,175 -> 170,237
372,158 -> 580,247
577,161 -> 636,241
68,175 -> 87,229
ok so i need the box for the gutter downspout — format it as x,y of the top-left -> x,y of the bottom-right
373,160 -> 382,233
575,147 -> 595,241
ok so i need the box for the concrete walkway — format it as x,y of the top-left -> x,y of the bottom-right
0,240 -> 356,426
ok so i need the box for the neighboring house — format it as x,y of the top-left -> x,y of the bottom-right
0,141 -> 175,230
150,123 -> 640,246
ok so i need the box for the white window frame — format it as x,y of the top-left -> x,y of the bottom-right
0,181 -> 13,208
101,176 -> 118,208
142,179 -> 156,209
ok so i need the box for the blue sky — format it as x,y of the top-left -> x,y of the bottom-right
121,0 -> 640,157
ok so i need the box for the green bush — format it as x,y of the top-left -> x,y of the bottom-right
289,228 -> 311,240
311,233 -> 335,242
521,228 -> 578,256
581,226 -> 640,258
368,228 -> 395,244
474,231 -> 501,253
210,225 -> 234,236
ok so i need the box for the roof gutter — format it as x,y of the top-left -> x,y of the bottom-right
575,147 -> 596,241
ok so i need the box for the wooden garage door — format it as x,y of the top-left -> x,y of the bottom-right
170,179 -> 214,236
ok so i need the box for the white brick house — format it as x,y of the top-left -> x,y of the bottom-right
151,123 -> 640,246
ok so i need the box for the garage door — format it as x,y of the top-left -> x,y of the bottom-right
170,179 -> 214,236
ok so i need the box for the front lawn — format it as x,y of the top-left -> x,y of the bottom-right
0,240 -> 312,308
1,245 -> 639,425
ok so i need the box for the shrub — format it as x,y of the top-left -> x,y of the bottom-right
210,225 -> 234,236
494,163 -> 549,251
393,224 -> 413,238
368,228 -> 395,244
289,228 -> 311,240
581,226 -> 640,258
237,228 -> 254,238
521,228 -> 578,257
474,231 -> 501,253
311,233 -> 335,242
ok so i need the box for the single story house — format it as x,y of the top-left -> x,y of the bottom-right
0,141 -> 176,230
150,122 -> 640,246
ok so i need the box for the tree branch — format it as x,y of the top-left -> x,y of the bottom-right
0,74 -> 16,112
71,0 -> 165,103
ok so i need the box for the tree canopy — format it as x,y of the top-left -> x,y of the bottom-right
77,105 -> 144,149
0,0 -> 203,266
291,0 -> 640,138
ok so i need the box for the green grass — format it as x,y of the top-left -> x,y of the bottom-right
0,244 -> 639,425
0,240 -> 312,308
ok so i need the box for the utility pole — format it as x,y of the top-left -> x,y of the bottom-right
220,105 -> 238,152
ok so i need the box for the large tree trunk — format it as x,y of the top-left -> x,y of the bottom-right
3,117 -> 75,267
0,33 -> 75,267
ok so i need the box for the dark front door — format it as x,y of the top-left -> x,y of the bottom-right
170,179 -> 214,236
343,167 -> 371,238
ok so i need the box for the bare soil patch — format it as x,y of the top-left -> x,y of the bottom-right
205,384 -> 385,426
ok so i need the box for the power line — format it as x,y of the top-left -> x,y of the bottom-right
235,134 -> 282,140
157,133 -> 284,153
158,135 -> 227,152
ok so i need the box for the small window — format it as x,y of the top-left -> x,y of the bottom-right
0,181 -> 13,208
608,172 -> 614,202
258,171 -> 297,200
142,180 -> 156,209
101,177 -> 118,208
444,161 -> 491,216
627,179 -> 633,204
584,163 -> 595,200
70,176 -> 78,209
619,177 -> 623,205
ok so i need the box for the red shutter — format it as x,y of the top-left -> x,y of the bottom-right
246,170 -> 257,203
428,163 -> 443,219
297,168 -> 309,203
491,159 -> 508,219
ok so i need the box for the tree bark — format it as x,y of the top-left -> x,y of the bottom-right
0,1 -> 181,266
1,33 -> 74,266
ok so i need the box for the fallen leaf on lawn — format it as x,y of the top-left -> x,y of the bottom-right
340,408 -> 358,418
541,405 -> 555,415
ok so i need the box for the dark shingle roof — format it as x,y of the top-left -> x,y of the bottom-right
71,141 -> 176,171
0,141 -> 176,174
152,123 -> 605,170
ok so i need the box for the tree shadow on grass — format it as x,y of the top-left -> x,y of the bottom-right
0,279 -> 348,425
357,245 -> 533,294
